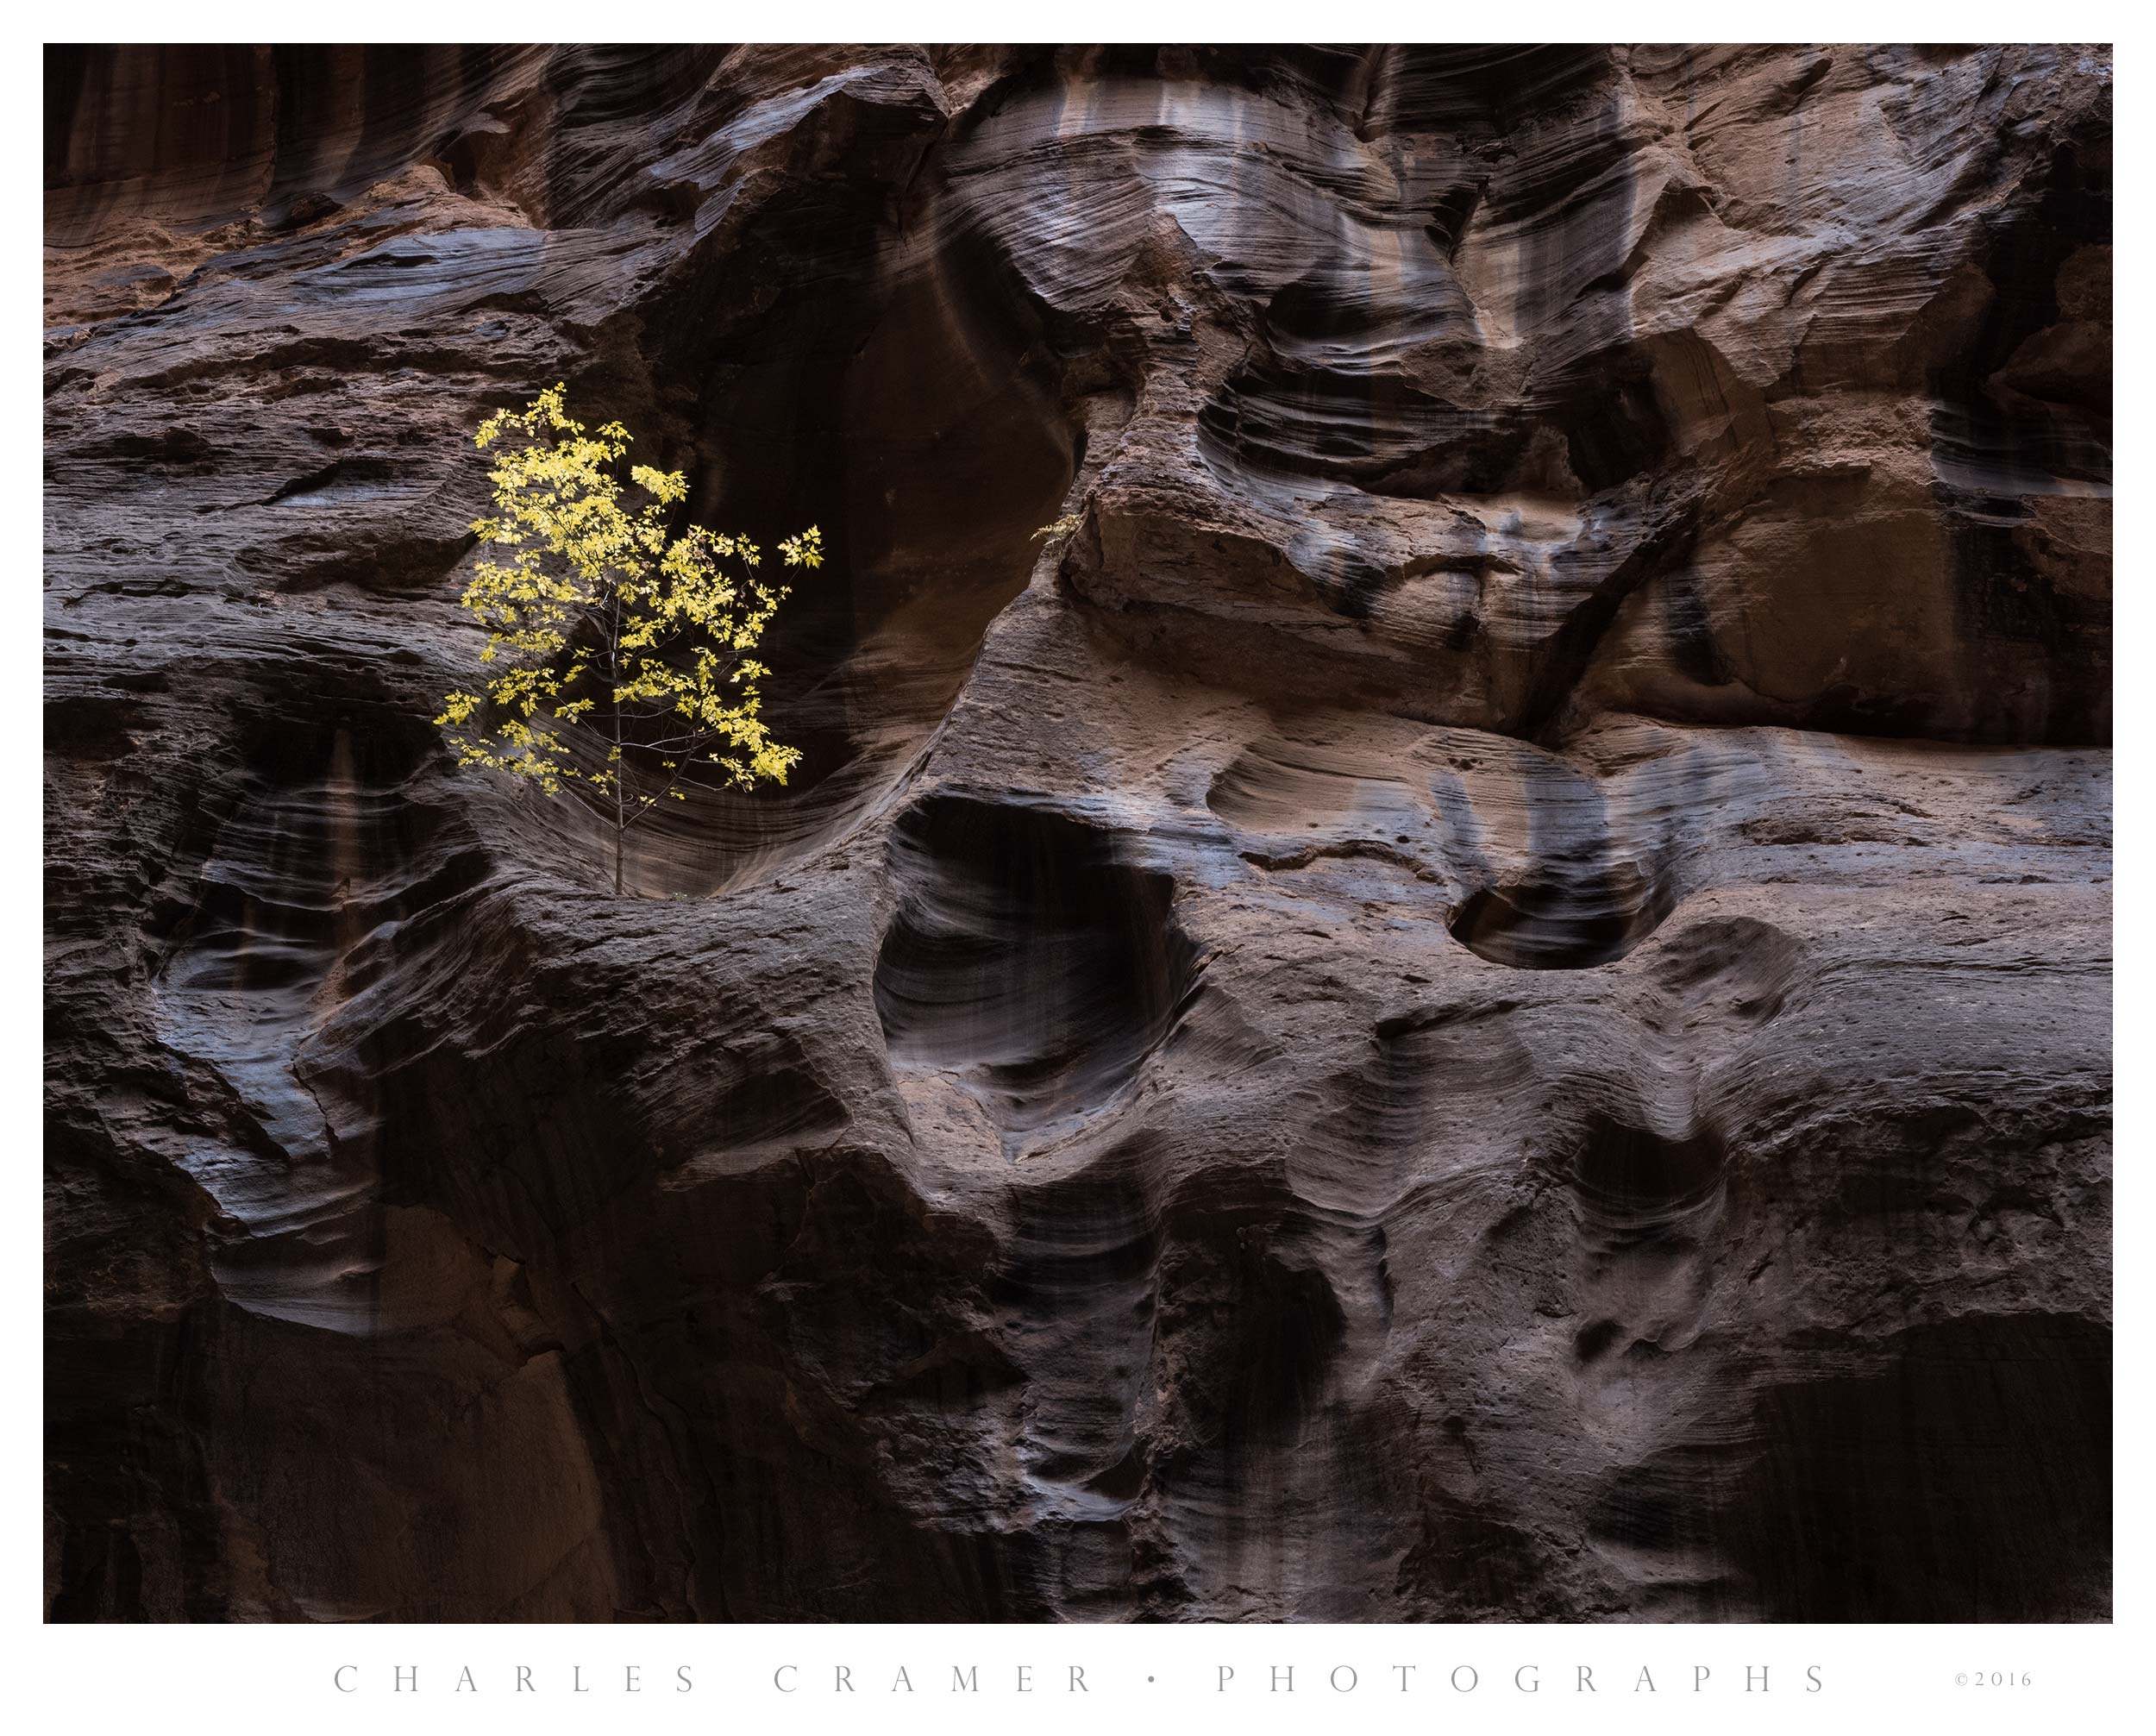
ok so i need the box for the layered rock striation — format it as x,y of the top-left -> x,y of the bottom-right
45,44 -> 2110,1620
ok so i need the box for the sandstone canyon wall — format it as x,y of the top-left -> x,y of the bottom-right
44,44 -> 2111,1621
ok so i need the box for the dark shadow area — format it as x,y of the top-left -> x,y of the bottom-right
588,196 -> 1081,893
1924,103 -> 2112,744
1728,1312 -> 2111,1620
1571,1112 -> 1727,1235
874,795 -> 1200,1142
1450,855 -> 1679,969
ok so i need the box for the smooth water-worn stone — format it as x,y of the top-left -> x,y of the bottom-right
45,43 -> 2109,1621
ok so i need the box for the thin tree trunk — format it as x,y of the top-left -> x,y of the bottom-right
610,600 -> 625,896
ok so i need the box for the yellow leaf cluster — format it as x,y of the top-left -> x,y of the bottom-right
434,384 -> 824,839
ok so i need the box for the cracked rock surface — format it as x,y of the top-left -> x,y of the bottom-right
45,44 -> 2110,1620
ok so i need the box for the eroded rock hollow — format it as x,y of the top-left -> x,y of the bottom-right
45,44 -> 2111,1621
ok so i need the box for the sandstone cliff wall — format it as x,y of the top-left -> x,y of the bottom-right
45,44 -> 2110,1620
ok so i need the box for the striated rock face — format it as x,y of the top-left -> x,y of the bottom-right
45,44 -> 2110,1621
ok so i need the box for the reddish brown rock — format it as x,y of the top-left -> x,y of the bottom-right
45,44 -> 2109,1621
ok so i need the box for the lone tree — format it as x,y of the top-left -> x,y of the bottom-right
436,385 -> 822,894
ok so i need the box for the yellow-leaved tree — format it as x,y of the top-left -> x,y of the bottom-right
436,385 -> 823,894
